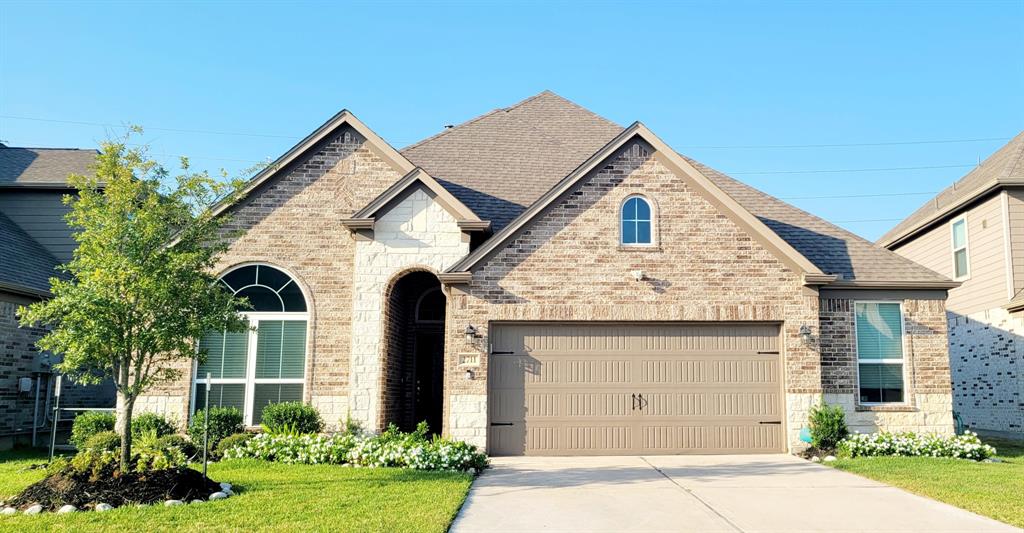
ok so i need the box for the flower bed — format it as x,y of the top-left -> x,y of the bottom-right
838,431 -> 996,461
224,425 -> 488,472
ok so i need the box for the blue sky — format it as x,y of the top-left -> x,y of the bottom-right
1,1 -> 1021,241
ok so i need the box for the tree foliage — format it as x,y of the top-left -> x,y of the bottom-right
19,133 -> 250,467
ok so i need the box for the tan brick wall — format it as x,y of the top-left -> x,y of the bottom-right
443,140 -> 821,448
817,297 -> 953,435
140,126 -> 405,427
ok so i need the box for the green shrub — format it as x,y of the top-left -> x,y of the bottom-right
131,412 -> 176,440
153,434 -> 198,458
215,432 -> 254,458
808,402 -> 848,450
260,402 -> 324,435
82,430 -> 121,452
69,449 -> 120,480
188,406 -> 244,451
70,411 -> 115,449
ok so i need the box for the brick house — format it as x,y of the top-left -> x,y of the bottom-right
138,92 -> 958,455
0,144 -> 116,449
879,132 -> 1024,436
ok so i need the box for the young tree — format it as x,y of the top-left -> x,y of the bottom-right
20,134 -> 250,468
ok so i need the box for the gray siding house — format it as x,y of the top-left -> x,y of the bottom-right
0,144 -> 115,449
880,132 -> 1024,436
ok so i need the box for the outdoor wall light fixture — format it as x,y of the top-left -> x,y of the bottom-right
465,369 -> 475,380
631,269 -> 646,282
464,324 -> 478,343
799,325 -> 813,345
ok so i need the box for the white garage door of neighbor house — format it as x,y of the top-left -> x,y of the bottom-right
487,322 -> 785,456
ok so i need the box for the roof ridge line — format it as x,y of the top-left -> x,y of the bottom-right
400,90 -> 596,153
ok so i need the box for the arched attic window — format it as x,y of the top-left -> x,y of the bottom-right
415,287 -> 445,323
621,196 -> 653,245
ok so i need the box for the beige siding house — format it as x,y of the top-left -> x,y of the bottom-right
880,132 -> 1024,435
0,144 -> 116,449
133,92 -> 958,455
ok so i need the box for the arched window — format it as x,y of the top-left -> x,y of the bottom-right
621,196 -> 653,245
219,264 -> 306,312
194,264 -> 308,426
415,287 -> 445,323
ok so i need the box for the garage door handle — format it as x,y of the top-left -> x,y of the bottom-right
759,421 -> 782,425
490,422 -> 514,426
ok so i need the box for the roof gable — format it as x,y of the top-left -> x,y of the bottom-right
879,131 -> 1024,248
210,110 -> 415,219
342,168 -> 488,232
447,123 -> 830,284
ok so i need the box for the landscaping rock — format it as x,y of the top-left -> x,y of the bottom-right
189,499 -> 204,505
219,482 -> 232,491
1,507 -> 16,516
57,505 -> 77,514
824,455 -> 837,462
95,503 -> 113,512
24,504 -> 43,515
164,500 -> 184,507
810,456 -> 822,463
209,492 -> 228,501
223,488 -> 235,496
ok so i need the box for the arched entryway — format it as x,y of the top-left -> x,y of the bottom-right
380,270 -> 446,435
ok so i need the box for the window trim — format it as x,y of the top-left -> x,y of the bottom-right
852,300 -> 909,407
414,287 -> 445,324
619,194 -> 656,247
950,216 -> 970,281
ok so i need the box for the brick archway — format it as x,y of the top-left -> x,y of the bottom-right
379,270 -> 446,435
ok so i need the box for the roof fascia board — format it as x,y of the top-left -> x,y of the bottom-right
823,279 -> 961,290
881,178 -> 1024,248
209,110 -> 415,219
447,123 -> 827,281
0,280 -> 50,299
350,168 -> 484,225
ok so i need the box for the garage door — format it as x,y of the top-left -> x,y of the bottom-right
487,323 -> 784,456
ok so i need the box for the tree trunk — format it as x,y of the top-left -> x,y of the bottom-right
115,391 -> 135,469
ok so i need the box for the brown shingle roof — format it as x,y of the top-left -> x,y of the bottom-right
401,91 -> 622,230
691,160 -> 950,285
878,132 -> 1024,247
406,91 -> 951,287
0,145 -> 98,188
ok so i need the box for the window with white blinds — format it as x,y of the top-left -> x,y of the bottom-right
193,265 -> 309,426
855,302 -> 905,404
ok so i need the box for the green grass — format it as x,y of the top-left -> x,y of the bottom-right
0,449 -> 473,532
830,437 -> 1024,529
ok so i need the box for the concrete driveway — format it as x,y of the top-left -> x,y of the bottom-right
451,455 -> 1020,533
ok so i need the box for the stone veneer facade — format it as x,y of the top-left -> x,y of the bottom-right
135,130 -> 955,452
948,308 -> 1024,434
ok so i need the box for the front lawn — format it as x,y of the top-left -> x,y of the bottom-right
829,437 -> 1024,529
0,449 -> 472,532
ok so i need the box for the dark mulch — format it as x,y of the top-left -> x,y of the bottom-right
8,468 -> 222,511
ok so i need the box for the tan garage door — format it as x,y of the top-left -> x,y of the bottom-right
487,322 -> 784,456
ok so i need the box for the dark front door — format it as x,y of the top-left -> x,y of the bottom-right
413,330 -> 444,436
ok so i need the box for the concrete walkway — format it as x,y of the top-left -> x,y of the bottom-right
451,455 -> 1020,533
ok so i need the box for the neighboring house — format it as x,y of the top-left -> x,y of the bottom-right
0,144 -> 116,449
879,132 -> 1024,436
137,92 -> 957,455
